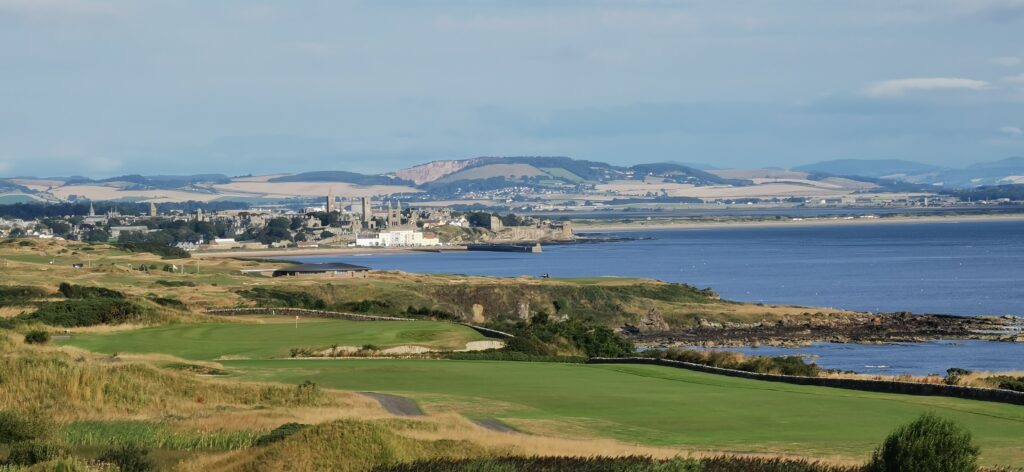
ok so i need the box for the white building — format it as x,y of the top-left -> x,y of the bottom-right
355,230 -> 440,247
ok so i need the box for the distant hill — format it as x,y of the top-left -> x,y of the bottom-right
62,174 -> 231,189
268,171 -> 413,186
793,159 -> 941,179
398,156 -> 742,187
795,157 -> 1024,188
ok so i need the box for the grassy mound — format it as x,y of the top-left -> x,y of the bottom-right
59,318 -> 488,360
203,420 -> 486,472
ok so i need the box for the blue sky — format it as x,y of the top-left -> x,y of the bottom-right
1,0 -> 1023,177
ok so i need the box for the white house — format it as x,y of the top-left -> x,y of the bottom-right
355,230 -> 440,247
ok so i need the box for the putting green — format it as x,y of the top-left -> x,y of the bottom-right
224,358 -> 1024,464
59,318 -> 487,360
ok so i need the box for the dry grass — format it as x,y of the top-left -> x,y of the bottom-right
0,340 -> 340,421
820,370 -> 1024,388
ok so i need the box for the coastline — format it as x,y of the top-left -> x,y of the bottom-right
192,246 -> 466,259
572,213 -> 1024,232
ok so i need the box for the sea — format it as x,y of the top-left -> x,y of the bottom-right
296,219 -> 1024,375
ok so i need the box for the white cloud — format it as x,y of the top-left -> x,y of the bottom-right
1001,73 -> 1024,84
990,56 -> 1023,67
861,77 -> 990,97
1000,125 -> 1024,136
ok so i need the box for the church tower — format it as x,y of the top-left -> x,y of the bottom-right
326,189 -> 335,213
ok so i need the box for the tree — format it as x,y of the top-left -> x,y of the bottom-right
84,228 -> 110,242
868,413 -> 979,472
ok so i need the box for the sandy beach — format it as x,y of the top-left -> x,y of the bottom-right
572,213 -> 1024,232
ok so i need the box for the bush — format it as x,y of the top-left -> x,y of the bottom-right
98,443 -> 154,472
0,285 -> 49,307
237,287 -> 327,310
0,411 -> 50,444
20,299 -> 147,327
944,368 -> 971,386
154,280 -> 196,287
148,295 -> 187,309
58,282 -> 124,299
118,241 -> 190,259
985,375 -> 1024,392
254,422 -> 308,446
867,413 -> 979,472
24,329 -> 50,345
5,440 -> 64,465
645,349 -> 822,377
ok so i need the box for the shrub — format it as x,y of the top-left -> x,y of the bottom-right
944,368 -> 971,386
255,422 -> 308,446
98,443 -> 154,472
5,440 -> 65,465
148,295 -> 187,309
237,287 -> 327,310
867,413 -> 979,472
58,282 -> 124,299
0,411 -> 50,444
20,299 -> 147,327
645,349 -> 822,377
0,285 -> 49,307
24,329 -> 50,345
155,280 -> 196,287
985,375 -> 1024,392
118,241 -> 190,259
405,305 -> 458,321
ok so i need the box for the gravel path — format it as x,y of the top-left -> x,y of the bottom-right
471,418 -> 516,433
361,392 -> 423,416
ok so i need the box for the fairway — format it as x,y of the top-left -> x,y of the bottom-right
224,359 -> 1024,464
60,318 -> 487,360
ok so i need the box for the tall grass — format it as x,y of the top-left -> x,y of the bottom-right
62,421 -> 261,451
0,343 -> 335,418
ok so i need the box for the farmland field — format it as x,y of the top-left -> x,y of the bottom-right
60,317 -> 487,360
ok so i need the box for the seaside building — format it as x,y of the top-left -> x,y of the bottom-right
355,230 -> 440,247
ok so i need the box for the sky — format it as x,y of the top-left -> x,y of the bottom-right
1,0 -> 1023,178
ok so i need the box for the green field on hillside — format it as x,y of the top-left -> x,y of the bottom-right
60,318 -> 486,360
223,359 -> 1024,465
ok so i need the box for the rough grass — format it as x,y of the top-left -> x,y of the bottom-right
62,420 -> 262,451
0,339 -> 337,420
182,419 -> 487,472
58,318 -> 487,360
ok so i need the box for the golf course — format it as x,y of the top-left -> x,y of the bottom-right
59,319 -> 1024,465
60,317 -> 489,360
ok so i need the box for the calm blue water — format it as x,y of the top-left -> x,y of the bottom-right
297,220 -> 1024,373
704,340 -> 1024,377
300,220 -> 1024,316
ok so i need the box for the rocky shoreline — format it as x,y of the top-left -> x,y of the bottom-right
630,312 -> 1024,349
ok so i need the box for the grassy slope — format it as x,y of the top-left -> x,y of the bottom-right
59,318 -> 486,360
224,359 -> 1024,465
0,239 -> 854,329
